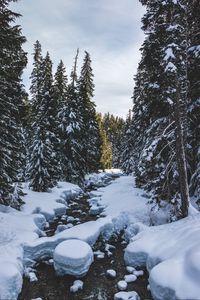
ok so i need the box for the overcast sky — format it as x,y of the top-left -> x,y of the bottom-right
12,0 -> 145,118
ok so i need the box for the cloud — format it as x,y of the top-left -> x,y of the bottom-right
12,0 -> 145,117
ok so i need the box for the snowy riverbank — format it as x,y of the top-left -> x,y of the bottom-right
0,172 -> 199,300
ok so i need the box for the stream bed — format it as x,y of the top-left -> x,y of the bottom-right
18,188 -> 152,300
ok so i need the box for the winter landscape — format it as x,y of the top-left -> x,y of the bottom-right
0,0 -> 200,300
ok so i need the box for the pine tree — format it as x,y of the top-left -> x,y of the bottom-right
28,52 -> 58,191
78,51 -> 101,173
0,0 -> 27,207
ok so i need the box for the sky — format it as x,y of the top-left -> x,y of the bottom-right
11,0 -> 145,118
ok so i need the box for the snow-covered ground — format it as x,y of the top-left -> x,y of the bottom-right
22,181 -> 83,221
0,181 -> 83,300
124,212 -> 200,300
93,176 -> 150,224
1,172 -> 199,300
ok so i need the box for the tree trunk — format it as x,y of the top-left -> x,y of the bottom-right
174,80 -> 189,217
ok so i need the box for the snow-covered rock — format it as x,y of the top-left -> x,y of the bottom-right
89,205 -> 104,216
53,239 -> 93,277
133,270 -> 144,277
29,272 -> 38,282
117,280 -> 128,291
24,216 -> 113,264
70,280 -> 84,293
114,291 -> 140,300
124,274 -> 137,283
106,269 -> 116,278
126,266 -> 136,274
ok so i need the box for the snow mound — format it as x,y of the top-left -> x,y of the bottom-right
124,274 -> 137,283
114,291 -> 140,300
106,269 -> 116,278
0,262 -> 22,300
124,214 -> 200,300
53,240 -> 93,277
117,280 -> 128,291
22,181 -> 82,222
24,216 -> 114,264
70,280 -> 84,292
93,176 -> 149,224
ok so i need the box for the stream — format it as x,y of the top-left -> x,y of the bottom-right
18,183 -> 152,300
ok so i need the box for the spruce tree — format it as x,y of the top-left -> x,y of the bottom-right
28,52 -> 58,191
188,1 -> 200,203
58,50 -> 85,185
102,113 -> 124,168
97,114 -> 112,170
78,51 -> 101,173
120,110 -> 134,174
131,0 -> 190,218
0,0 -> 27,206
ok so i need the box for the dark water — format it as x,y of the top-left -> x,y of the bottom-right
18,190 -> 152,300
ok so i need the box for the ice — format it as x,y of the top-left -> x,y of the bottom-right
124,214 -> 200,300
106,269 -> 117,278
70,280 -> 84,292
114,291 -> 140,300
124,274 -> 137,283
53,240 -> 93,277
117,280 -> 128,291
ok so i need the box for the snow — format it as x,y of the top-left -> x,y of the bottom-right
0,181 -> 83,300
126,266 -> 136,274
53,240 -> 93,277
2,171 -> 199,300
93,176 -> 149,225
124,214 -> 200,300
165,62 -> 177,72
106,269 -> 117,278
117,280 -> 128,291
0,204 -> 47,300
0,262 -> 23,300
70,280 -> 84,292
114,291 -> 140,300
22,181 -> 83,221
164,47 -> 175,61
124,274 -> 137,283
24,216 -> 113,264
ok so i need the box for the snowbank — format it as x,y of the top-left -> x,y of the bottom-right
0,181 -> 83,300
93,176 -> 149,224
54,240 -> 93,277
24,216 -> 114,265
22,181 -> 83,221
124,213 -> 200,300
0,205 -> 46,300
